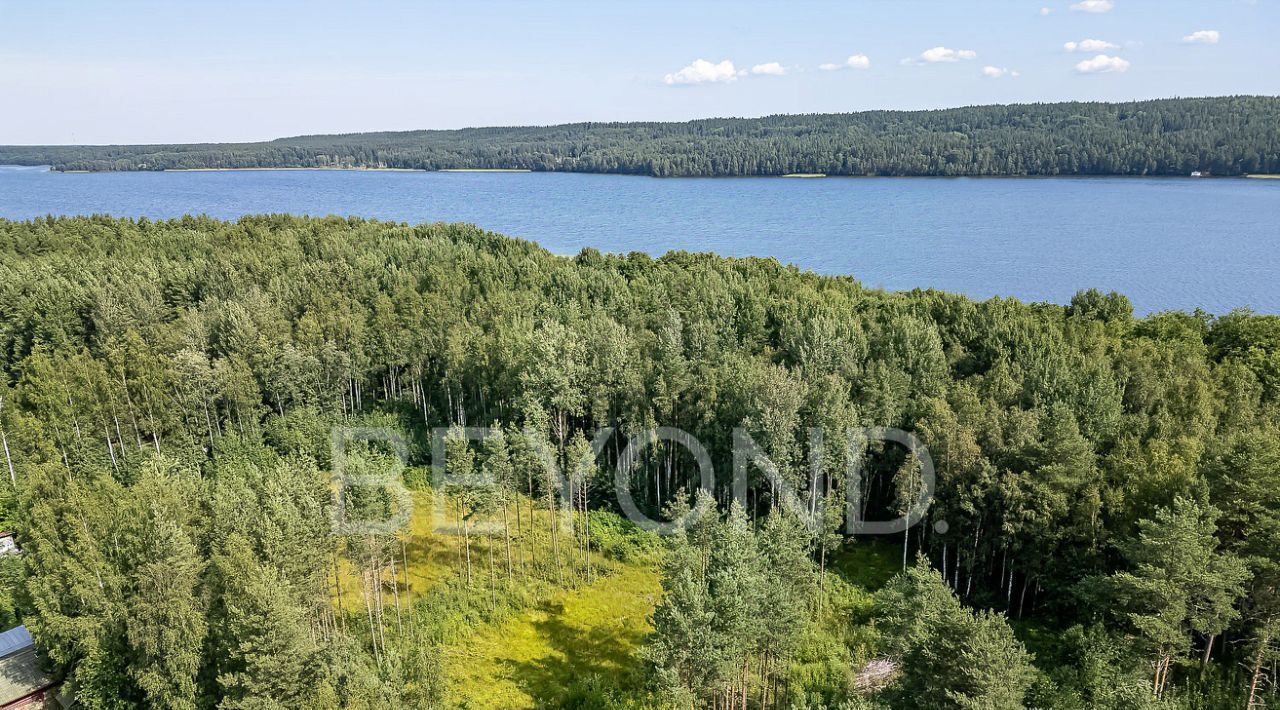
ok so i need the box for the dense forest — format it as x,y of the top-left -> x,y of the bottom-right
2,96 -> 1279,177
2,215 -> 1280,708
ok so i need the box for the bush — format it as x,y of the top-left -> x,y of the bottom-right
586,511 -> 659,563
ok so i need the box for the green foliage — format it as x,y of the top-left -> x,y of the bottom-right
876,558 -> 1037,709
647,492 -> 823,706
1,214 -> 1279,706
4,97 -> 1278,176
586,510 -> 659,563
1026,624 -> 1160,709
1099,496 -> 1250,697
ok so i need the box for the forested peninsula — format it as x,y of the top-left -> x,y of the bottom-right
2,95 -> 1278,176
2,215 -> 1280,706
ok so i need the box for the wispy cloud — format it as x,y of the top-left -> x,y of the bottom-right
1182,30 -> 1220,44
1075,54 -> 1130,73
1070,0 -> 1114,12
819,54 -> 872,71
750,62 -> 786,76
663,59 -> 741,86
1064,39 -> 1120,52
902,46 -> 977,65
1040,7 -> 1053,15
982,66 -> 1019,78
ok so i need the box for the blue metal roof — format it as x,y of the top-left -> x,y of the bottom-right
0,625 -> 34,659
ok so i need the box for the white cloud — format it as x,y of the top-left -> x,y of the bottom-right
820,54 -> 871,71
663,59 -> 741,86
1182,29 -> 1220,44
1040,7 -> 1053,15
908,46 -> 978,65
750,62 -> 786,76
1074,54 -> 1130,74
1064,39 -> 1120,52
982,66 -> 1019,78
1070,0 -> 1114,12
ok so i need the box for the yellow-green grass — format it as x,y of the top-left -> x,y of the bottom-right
363,488 -> 660,709
1246,174 -> 1280,179
443,560 -> 660,708
333,489 -> 571,606
332,489 -> 457,607
329,487 -> 895,708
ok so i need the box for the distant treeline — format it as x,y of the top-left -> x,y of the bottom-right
3,96 -> 1279,176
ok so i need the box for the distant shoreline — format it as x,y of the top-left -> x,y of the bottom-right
437,168 -> 532,173
160,166 -> 427,172
4,97 -> 1274,178
22,166 -> 1272,181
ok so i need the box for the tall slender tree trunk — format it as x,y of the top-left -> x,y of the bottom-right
361,567 -> 380,667
454,500 -> 464,569
112,412 -> 126,462
332,550 -> 346,630
1248,632 -> 1270,709
902,527 -> 909,571
1201,633 -> 1216,677
549,485 -> 562,586
68,395 -> 83,443
488,532 -> 497,610
369,539 -> 387,657
401,537 -> 410,596
526,473 -> 537,571
1153,654 -> 1172,698
1007,562 -> 1015,607
464,517 -> 473,586
583,479 -> 593,583
389,550 -> 403,636
1,420 -> 14,488
104,425 -> 118,473
121,374 -> 144,450
503,504 -> 513,581
516,493 -> 526,576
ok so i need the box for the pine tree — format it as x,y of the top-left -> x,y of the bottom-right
877,558 -> 1036,709
1105,496 -> 1250,697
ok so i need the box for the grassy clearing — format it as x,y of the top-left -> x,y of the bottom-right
331,484 -> 661,708
333,489 -> 457,607
331,486 -> 901,708
1245,174 -> 1280,179
443,560 -> 660,708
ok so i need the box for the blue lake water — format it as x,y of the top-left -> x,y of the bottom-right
1,165 -> 1277,315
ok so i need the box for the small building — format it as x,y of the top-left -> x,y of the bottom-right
0,533 -> 20,558
0,626 -> 59,709
1191,170 -> 1207,177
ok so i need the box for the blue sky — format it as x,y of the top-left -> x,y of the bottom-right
2,0 -> 1277,144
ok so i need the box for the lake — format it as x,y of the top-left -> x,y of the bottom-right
1,165 -> 1277,315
